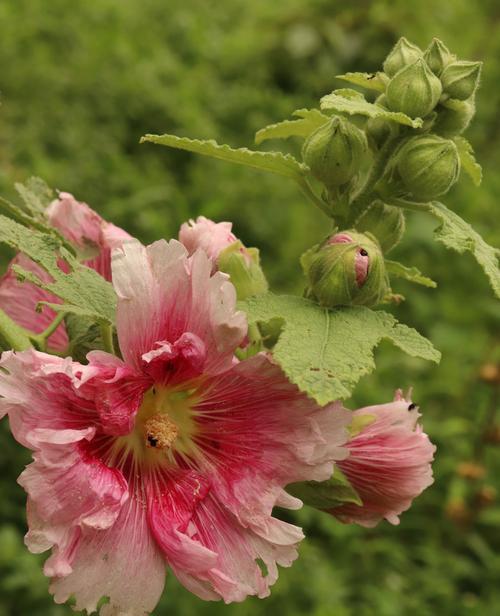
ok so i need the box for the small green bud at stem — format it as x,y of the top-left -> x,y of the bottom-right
302,117 -> 368,190
356,201 -> 405,253
217,242 -> 268,300
441,61 -> 482,100
383,37 -> 423,78
386,59 -> 442,118
424,38 -> 455,75
395,135 -> 460,201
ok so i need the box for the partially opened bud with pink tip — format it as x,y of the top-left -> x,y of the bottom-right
302,230 -> 389,308
179,216 -> 268,299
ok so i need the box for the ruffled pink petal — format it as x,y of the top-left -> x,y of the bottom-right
49,498 -> 166,616
19,427 -> 128,532
85,351 -> 149,436
0,255 -> 68,351
0,350 -> 98,447
141,333 -> 207,385
112,240 -> 246,374
148,354 -> 351,602
330,396 -> 436,527
179,216 -> 237,270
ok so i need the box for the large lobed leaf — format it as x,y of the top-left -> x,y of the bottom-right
141,133 -> 308,180
320,88 -> 423,128
241,293 -> 440,405
0,215 -> 116,324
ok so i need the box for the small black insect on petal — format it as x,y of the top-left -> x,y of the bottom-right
408,403 -> 416,410
360,249 -> 368,256
148,435 -> 158,447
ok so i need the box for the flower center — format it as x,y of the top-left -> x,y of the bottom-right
144,413 -> 179,449
109,386 -> 200,469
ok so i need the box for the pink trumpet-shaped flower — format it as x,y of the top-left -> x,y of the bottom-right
0,192 -> 131,351
179,216 -> 251,272
329,391 -> 435,527
0,240 -> 351,614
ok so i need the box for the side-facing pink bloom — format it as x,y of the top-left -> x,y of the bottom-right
0,240 -> 351,614
179,216 -> 250,272
0,192 -> 132,351
328,391 -> 435,527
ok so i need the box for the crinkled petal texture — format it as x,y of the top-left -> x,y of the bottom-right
330,397 -> 436,527
0,192 -> 131,352
0,239 -> 351,614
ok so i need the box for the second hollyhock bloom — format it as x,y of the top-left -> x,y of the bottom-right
328,391 -> 436,527
0,240 -> 351,615
0,192 -> 131,351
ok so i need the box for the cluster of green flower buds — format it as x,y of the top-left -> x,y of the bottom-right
302,231 -> 389,308
302,116 -> 368,196
381,38 -> 482,123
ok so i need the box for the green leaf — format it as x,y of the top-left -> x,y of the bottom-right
385,260 -> 437,288
454,136 -> 482,186
0,309 -> 33,352
424,201 -> 499,298
140,133 -> 307,180
320,89 -> 423,128
336,71 -> 387,93
65,314 -> 105,363
15,177 -> 54,218
255,109 -> 329,145
0,215 -> 116,324
287,467 -> 362,509
240,293 -> 440,405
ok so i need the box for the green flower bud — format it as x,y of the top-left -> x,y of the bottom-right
217,242 -> 268,300
423,38 -> 455,75
386,59 -> 442,118
433,98 -> 475,137
302,117 -> 368,190
303,231 -> 388,308
383,37 -> 423,78
396,135 -> 460,201
441,61 -> 482,100
356,202 -> 405,253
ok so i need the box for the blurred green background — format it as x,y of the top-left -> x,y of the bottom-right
0,0 -> 499,614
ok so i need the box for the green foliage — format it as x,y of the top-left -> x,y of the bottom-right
255,109 -> 328,145
288,467 -> 363,510
385,259 -> 437,288
141,134 -> 308,180
0,215 -> 116,324
241,293 -> 440,404
454,135 -> 483,186
320,89 -> 423,128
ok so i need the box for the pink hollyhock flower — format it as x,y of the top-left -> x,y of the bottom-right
0,192 -> 131,352
327,232 -> 369,287
0,240 -> 351,614
328,391 -> 435,527
179,216 -> 251,272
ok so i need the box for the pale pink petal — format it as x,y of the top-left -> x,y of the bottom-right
19,427 -> 128,531
112,240 -> 246,374
0,350 -> 97,446
50,498 -> 166,616
179,216 -> 237,269
330,396 -> 435,527
0,255 -> 68,351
